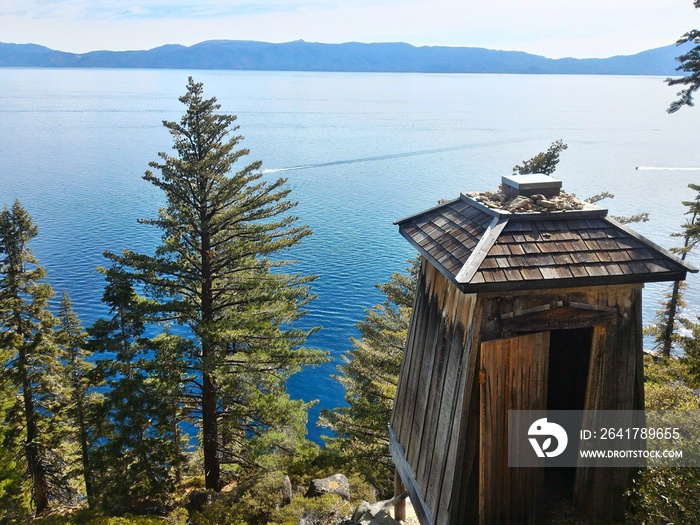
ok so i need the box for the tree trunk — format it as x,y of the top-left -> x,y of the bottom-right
200,201 -> 220,491
662,280 -> 682,359
173,401 -> 182,485
202,366 -> 220,491
19,345 -> 50,514
77,398 -> 94,508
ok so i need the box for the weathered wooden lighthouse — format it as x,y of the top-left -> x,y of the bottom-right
389,174 -> 696,524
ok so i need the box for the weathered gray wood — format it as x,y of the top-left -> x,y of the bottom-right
389,425 -> 435,525
394,472 -> 406,522
502,305 -> 618,332
398,262 -> 433,450
407,276 -> 442,467
424,285 -> 477,518
573,286 -> 643,522
447,295 -> 487,524
456,215 -> 509,284
392,261 -> 649,524
391,260 -> 428,442
416,301 -> 452,492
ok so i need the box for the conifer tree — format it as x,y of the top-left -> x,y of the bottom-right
89,266 -> 179,511
143,328 -> 192,485
105,78 -> 327,491
321,260 -> 418,495
647,184 -> 700,358
515,140 -> 649,223
667,0 -> 700,113
56,291 -> 94,508
512,139 -> 568,175
0,200 -> 74,514
0,357 -> 31,523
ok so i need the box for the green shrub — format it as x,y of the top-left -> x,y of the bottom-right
627,467 -> 700,524
626,360 -> 700,523
34,511 -> 167,525
190,471 -> 291,525
267,493 -> 352,525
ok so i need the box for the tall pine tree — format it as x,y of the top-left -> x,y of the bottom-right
647,184 -> 700,358
0,351 -> 30,523
0,200 -> 74,514
88,266 -> 180,511
105,78 -> 327,490
56,291 -> 95,508
667,0 -> 700,113
321,260 -> 418,495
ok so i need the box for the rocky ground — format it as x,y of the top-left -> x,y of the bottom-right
466,189 -> 587,213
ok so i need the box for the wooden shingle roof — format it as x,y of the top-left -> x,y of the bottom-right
397,193 -> 697,292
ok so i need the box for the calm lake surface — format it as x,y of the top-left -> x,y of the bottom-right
1,68 -> 699,441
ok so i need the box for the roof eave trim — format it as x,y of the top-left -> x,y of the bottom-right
457,271 -> 691,294
394,197 -> 461,226
456,214 -> 510,283
604,216 -> 700,273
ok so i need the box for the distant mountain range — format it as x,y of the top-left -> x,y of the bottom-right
0,40 -> 691,76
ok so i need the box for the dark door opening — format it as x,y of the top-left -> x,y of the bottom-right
547,327 -> 593,411
544,327 -> 593,503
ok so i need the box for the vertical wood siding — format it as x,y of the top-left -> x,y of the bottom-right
479,332 -> 549,524
391,258 -> 645,524
390,259 -> 477,525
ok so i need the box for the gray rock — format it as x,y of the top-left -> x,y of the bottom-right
538,199 -> 557,209
305,473 -> 351,500
368,510 -> 401,525
352,501 -> 373,522
508,195 -> 533,211
352,492 -> 408,523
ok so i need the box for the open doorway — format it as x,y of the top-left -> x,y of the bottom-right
543,327 -> 593,504
547,327 -> 593,411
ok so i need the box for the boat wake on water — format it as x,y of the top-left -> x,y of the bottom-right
262,141 -> 517,174
635,166 -> 700,171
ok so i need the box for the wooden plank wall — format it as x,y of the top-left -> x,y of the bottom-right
391,263 -> 645,524
466,283 -> 644,524
573,285 -> 644,522
479,332 -> 549,524
390,259 -> 477,525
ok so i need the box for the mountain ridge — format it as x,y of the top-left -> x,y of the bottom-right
0,40 -> 690,75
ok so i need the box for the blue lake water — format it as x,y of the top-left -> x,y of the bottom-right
1,68 -> 699,442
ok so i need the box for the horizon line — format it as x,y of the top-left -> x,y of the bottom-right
0,38 -> 682,62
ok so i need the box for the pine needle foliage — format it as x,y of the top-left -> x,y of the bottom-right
512,139 -> 568,175
515,141 -> 649,224
104,78 -> 327,491
646,184 -> 700,358
0,356 -> 31,523
320,260 -> 418,496
88,266 -> 183,512
667,0 -> 700,113
56,291 -> 95,507
0,200 -> 76,514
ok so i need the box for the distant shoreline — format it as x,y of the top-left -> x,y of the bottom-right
0,39 -> 689,76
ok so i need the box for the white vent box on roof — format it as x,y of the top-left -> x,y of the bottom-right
501,173 -> 562,198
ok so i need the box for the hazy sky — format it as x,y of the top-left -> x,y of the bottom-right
1,0 -> 698,58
